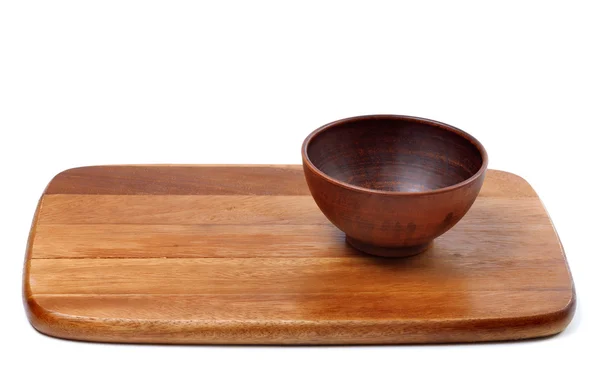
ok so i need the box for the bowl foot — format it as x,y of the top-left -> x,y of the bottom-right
346,236 -> 432,258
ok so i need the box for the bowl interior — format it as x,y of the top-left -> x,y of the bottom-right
306,116 -> 485,192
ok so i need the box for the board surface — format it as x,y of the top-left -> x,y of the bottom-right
23,165 -> 575,344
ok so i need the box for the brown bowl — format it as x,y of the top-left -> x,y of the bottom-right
301,114 -> 488,257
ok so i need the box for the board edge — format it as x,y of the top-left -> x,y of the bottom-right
20,294 -> 576,344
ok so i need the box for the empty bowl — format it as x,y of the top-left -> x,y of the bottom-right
301,114 -> 488,257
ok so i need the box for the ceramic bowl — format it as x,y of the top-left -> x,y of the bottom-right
301,114 -> 488,257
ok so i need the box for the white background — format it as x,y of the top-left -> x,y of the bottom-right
1,1 -> 598,370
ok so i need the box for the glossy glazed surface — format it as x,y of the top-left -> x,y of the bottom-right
302,115 -> 488,254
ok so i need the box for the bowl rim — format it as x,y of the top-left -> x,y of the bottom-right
301,114 -> 489,196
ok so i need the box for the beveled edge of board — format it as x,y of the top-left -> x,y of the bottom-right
22,165 -> 577,344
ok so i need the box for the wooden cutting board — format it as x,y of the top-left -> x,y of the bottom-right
23,165 -> 575,344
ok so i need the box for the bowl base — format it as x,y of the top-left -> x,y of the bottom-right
346,236 -> 432,258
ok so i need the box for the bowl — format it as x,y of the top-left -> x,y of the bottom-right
301,114 -> 488,257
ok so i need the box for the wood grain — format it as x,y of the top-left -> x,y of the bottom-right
31,224 -> 351,258
29,257 -> 570,295
44,165 -> 308,195
37,195 -> 329,225
23,165 -> 575,344
32,291 -> 572,321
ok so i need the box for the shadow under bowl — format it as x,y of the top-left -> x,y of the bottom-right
301,114 -> 488,257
